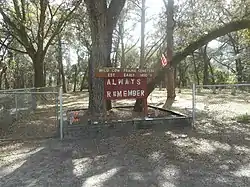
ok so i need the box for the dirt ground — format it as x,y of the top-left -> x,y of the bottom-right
1,88 -> 250,186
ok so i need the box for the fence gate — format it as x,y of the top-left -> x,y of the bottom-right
0,87 -> 59,140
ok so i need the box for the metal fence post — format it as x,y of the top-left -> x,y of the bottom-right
192,83 -> 196,126
59,87 -> 63,140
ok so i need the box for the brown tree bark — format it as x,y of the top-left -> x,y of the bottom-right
73,65 -> 78,92
162,0 -> 175,109
140,0 -> 146,68
57,36 -> 67,93
202,45 -> 209,85
134,19 -> 250,111
208,60 -> 215,84
85,0 -> 126,115
33,52 -> 45,88
80,67 -> 88,91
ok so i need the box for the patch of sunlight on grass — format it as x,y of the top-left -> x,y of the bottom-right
0,143 -> 24,152
73,157 -> 92,177
82,167 -> 121,187
172,137 -> 231,155
0,159 -> 26,178
64,101 -> 87,107
37,105 -> 55,109
233,145 -> 250,154
0,147 -> 44,163
234,163 -> 250,177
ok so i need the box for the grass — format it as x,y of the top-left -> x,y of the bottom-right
235,114 -> 250,124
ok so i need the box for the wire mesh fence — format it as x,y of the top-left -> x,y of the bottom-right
192,84 -> 250,124
0,87 -> 60,140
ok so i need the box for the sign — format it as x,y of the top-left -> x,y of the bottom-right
95,68 -> 154,116
104,77 -> 147,100
96,68 -> 154,78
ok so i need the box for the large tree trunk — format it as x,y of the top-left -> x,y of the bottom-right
33,53 -> 45,88
73,65 -> 77,92
43,61 -> 46,86
85,0 -> 125,115
208,60 -> 215,84
87,3 -> 108,115
57,61 -> 61,86
140,0 -> 146,68
202,45 -> 209,85
235,58 -> 243,83
192,53 -> 200,85
88,54 -> 93,110
80,67 -> 88,91
162,0 -> 175,109
120,21 -> 125,68
57,36 -> 67,93
233,44 -> 243,83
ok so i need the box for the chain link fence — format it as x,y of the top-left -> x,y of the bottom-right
192,84 -> 250,124
0,87 -> 60,140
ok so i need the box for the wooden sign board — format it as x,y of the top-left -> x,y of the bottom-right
95,68 -> 152,116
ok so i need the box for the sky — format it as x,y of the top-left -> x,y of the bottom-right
135,0 -> 164,37
69,0 -> 219,64
70,0 -> 165,64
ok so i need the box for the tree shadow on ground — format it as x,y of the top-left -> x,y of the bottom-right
0,140 -> 82,187
1,115 -> 250,187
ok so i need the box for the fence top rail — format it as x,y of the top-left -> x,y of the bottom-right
0,86 -> 60,92
195,83 -> 250,88
0,91 -> 59,94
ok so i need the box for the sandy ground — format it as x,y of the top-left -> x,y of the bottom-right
1,88 -> 250,186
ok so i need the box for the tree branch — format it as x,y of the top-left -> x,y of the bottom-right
124,38 -> 139,54
213,57 -> 236,74
107,0 -> 126,30
145,35 -> 165,60
0,39 -> 27,54
44,0 -> 82,56
146,19 -> 250,95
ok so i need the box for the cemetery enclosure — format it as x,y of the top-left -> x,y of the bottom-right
1,85 -> 250,140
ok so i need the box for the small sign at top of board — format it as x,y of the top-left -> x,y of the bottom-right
95,68 -> 154,78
